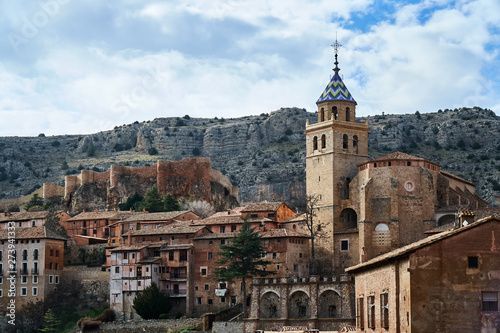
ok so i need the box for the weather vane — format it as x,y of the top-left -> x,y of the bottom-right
331,33 -> 341,74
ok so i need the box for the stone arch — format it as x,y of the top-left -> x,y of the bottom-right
343,134 -> 348,149
332,106 -> 338,120
437,214 -> 455,226
340,208 -> 357,229
260,291 -> 281,318
313,136 -> 318,151
321,134 -> 326,149
318,290 -> 341,318
346,107 -> 351,121
374,223 -> 390,246
288,291 -> 310,318
320,108 -> 325,122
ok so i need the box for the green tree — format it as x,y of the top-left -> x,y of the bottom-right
133,283 -> 172,319
213,220 -> 272,317
163,193 -> 180,212
119,192 -> 144,211
138,186 -> 164,212
40,309 -> 61,332
24,194 -> 44,211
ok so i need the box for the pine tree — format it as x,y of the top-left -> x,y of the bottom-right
43,207 -> 68,239
40,309 -> 61,333
138,186 -> 164,212
213,220 -> 272,317
24,193 -> 44,211
132,283 -> 171,319
163,193 -> 180,212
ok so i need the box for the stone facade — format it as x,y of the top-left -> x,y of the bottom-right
245,276 -> 355,332
346,216 -> 500,332
42,157 -> 239,213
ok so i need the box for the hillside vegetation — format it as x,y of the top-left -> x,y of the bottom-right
0,106 -> 499,210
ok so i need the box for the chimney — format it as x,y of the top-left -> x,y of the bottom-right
130,208 -> 133,212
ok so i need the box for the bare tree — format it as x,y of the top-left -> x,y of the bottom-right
303,194 -> 327,275
183,200 -> 215,218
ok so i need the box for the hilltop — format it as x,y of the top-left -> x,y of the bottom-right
0,106 -> 499,211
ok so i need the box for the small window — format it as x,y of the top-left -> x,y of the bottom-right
32,276 -> 38,284
293,264 -> 298,271
313,136 -> 318,151
208,252 -> 212,260
205,284 -> 209,290
197,297 -> 202,305
346,107 -> 350,122
32,287 -> 38,296
221,239 -> 226,245
272,253 -> 277,259
343,134 -> 348,149
407,161 -> 411,166
357,297 -> 364,329
380,293 -> 389,328
55,276 -> 59,284
321,134 -> 326,149
21,287 -> 27,296
201,268 -> 207,276
21,276 -> 27,284
0,289 -> 2,297
138,281 -> 141,286
367,295 -> 375,328
340,239 -> 349,251
231,225 -> 236,232
208,298 -> 213,305
220,226 -> 226,233
404,181 -> 414,192
468,256 -> 479,269
482,292 -> 498,312
220,296 -> 225,303
299,253 -> 302,258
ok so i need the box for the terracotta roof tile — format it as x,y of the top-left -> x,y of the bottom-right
128,225 -> 206,237
368,151 -> 427,163
209,207 -> 245,218
185,216 -> 272,226
68,211 -> 134,222
0,211 -> 52,222
242,201 -> 284,212
122,211 -> 195,222
260,229 -> 310,238
0,226 -> 67,241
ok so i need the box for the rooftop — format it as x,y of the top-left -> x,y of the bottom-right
242,201 -> 284,212
122,211 -> 195,222
128,225 -> 206,237
0,226 -> 67,241
317,72 -> 356,104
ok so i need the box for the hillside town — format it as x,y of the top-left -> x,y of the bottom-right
1,50 -> 499,333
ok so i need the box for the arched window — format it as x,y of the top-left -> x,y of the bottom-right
313,136 -> 318,151
321,134 -> 326,149
353,135 -> 358,153
346,107 -> 350,121
320,108 -> 325,122
332,106 -> 338,120
374,223 -> 390,246
343,134 -> 348,149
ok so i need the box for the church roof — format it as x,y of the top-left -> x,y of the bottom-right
317,72 -> 356,104
369,151 -> 427,162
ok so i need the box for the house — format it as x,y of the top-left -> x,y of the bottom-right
0,211 -> 71,229
0,226 -> 66,312
346,216 -> 500,332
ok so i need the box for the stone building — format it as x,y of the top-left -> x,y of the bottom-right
108,201 -> 311,319
346,216 -> 500,332
0,210 -> 71,229
305,47 -> 488,275
0,226 -> 66,312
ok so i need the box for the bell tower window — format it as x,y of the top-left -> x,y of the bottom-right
346,107 -> 351,122
321,135 -> 326,149
320,108 -> 325,122
332,106 -> 338,120
313,136 -> 318,151
353,135 -> 358,153
343,134 -> 348,149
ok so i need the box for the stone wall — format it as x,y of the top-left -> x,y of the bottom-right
62,265 -> 110,308
43,157 -> 239,213
213,321 -> 244,333
97,318 -> 202,333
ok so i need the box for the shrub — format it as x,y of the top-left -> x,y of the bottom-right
113,143 -> 124,151
61,161 -> 69,170
95,308 -> 115,323
175,119 -> 185,127
86,142 -> 96,157
192,148 -> 201,156
285,128 -> 293,135
148,147 -> 158,155
38,133 -> 45,137
133,283 -> 172,319
471,142 -> 482,149
159,313 -> 169,320
183,114 -> 190,119
51,140 -> 60,147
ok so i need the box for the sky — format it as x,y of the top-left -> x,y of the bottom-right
0,0 -> 499,137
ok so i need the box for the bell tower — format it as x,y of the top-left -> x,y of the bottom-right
305,39 -> 369,274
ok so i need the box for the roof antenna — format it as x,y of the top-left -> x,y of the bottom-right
331,32 -> 342,75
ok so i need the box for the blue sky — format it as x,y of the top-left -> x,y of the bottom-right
0,0 -> 499,136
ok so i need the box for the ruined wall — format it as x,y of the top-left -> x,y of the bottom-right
62,265 -> 110,308
44,158 -> 239,213
213,321 -> 244,333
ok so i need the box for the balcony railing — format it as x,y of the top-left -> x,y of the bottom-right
121,275 -> 152,280
160,272 -> 187,280
31,268 -> 39,275
20,268 -> 29,275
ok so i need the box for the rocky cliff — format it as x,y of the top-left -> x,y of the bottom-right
0,106 -> 499,211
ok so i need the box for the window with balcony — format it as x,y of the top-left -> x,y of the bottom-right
22,249 -> 28,261
220,226 -> 226,233
33,249 -> 39,260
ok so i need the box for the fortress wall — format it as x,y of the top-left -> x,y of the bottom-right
110,164 -> 157,187
210,168 -> 239,198
65,176 -> 80,199
157,158 -> 212,201
42,183 -> 60,199
81,169 -> 110,185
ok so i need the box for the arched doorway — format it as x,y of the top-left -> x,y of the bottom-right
260,292 -> 280,318
318,290 -> 341,318
288,291 -> 310,318
340,208 -> 357,229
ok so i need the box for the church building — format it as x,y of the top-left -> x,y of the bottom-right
305,42 -> 488,275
